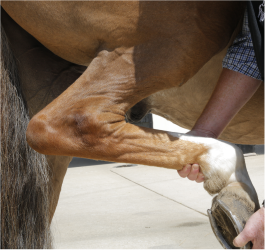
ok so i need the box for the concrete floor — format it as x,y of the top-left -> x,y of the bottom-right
51,155 -> 264,249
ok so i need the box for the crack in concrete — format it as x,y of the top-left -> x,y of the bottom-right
110,168 -> 208,217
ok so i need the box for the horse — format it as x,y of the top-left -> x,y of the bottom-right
1,2 -> 262,248
127,45 -> 264,145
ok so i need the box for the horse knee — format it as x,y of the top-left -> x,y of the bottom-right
26,114 -> 51,154
26,109 -> 124,157
26,111 -> 94,154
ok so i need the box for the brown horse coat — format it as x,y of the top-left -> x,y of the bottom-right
130,48 -> 264,145
2,2 -> 249,162
1,2 -> 261,248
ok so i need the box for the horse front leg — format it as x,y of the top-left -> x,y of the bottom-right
46,155 -> 72,222
26,46 -> 209,168
171,133 -> 260,248
26,46 -> 259,248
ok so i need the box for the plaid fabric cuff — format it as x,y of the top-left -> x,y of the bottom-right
223,9 -> 262,80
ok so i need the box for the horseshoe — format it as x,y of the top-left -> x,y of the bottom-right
208,197 -> 253,249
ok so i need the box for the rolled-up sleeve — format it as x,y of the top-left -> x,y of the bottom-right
222,10 -> 262,80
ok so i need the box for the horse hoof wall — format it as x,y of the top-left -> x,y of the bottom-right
208,185 -> 259,249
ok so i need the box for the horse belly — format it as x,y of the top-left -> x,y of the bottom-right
1,1 -> 140,65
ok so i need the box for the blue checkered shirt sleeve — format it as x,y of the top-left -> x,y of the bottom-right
222,10 -> 262,80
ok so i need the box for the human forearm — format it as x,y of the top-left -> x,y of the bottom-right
192,68 -> 262,138
178,68 -> 262,182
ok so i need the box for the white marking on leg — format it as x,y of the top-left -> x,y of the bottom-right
168,132 -> 256,197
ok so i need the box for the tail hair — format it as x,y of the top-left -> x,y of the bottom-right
1,25 -> 52,248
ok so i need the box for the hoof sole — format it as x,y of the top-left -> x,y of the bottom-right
208,185 -> 259,249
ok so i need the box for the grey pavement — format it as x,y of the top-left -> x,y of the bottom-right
51,155 -> 264,249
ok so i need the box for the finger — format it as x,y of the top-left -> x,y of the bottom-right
195,172 -> 204,183
233,232 -> 252,248
177,164 -> 192,178
187,164 -> 200,181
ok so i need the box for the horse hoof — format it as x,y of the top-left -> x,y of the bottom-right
207,183 -> 259,249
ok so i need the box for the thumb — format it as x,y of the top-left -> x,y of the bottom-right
233,232 -> 252,248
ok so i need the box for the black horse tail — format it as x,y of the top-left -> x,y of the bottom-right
1,25 -> 52,248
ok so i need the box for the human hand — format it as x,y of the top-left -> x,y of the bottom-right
233,207 -> 264,249
177,129 -> 216,182
177,164 -> 204,183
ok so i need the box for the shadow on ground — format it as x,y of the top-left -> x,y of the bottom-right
68,157 -> 113,168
